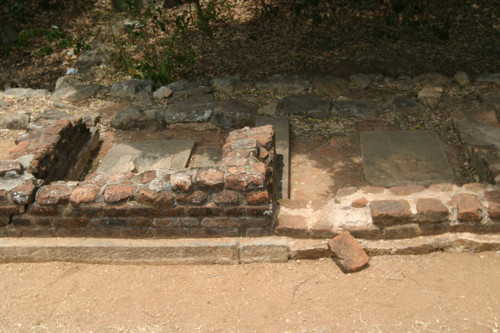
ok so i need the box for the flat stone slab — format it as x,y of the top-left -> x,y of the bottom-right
190,147 -> 222,167
278,94 -> 331,117
360,130 -> 454,186
97,140 -> 194,174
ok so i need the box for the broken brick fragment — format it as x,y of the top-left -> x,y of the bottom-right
328,231 -> 369,273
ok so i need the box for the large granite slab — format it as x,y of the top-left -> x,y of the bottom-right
97,140 -> 194,174
360,130 -> 454,186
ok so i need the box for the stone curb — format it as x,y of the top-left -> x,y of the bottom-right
0,233 -> 499,264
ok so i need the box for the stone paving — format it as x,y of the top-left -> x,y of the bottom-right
0,70 -> 499,262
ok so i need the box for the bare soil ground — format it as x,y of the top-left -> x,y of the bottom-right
0,251 -> 499,332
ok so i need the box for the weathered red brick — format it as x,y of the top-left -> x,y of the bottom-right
186,206 -> 223,217
226,150 -> 251,158
37,184 -> 71,205
55,118 -> 72,127
389,185 -> 426,196
195,169 -> 225,188
351,198 -> 368,208
259,148 -> 269,161
0,190 -> 9,205
190,227 -> 239,238
176,190 -> 208,204
163,206 -> 186,217
84,173 -> 108,185
230,138 -> 258,151
328,231 -> 369,273
226,173 -> 265,191
213,190 -> 240,205
251,134 -> 273,150
221,155 -> 249,167
450,193 -> 483,222
0,205 -> 23,215
249,125 -> 274,137
275,214 -> 309,238
485,191 -> 500,220
201,217 -> 239,228
137,189 -> 175,207
103,184 -> 136,203
136,170 -> 157,184
89,218 -> 128,227
109,172 -> 134,182
416,198 -> 449,222
27,204 -> 59,216
246,205 -> 271,216
171,172 -> 192,192
245,191 -> 270,205
11,180 -> 37,205
152,218 -> 182,228
52,217 -> 90,228
70,186 -> 101,205
0,160 -> 22,176
223,206 -> 246,216
383,223 -> 422,239
249,161 -> 266,174
310,218 -> 335,238
11,216 -> 34,227
227,166 -> 246,174
370,200 -> 412,225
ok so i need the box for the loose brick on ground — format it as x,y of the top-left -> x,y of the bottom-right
328,231 -> 369,273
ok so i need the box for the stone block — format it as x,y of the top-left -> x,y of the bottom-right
239,237 -> 289,263
370,200 -> 412,225
288,239 -> 331,260
275,214 -> 309,238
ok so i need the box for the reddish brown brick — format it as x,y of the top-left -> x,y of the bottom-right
259,148 -> 269,161
351,198 -> 368,208
103,184 -> 136,203
310,218 -> 335,238
223,206 -> 246,216
136,170 -> 157,184
246,205 -> 271,216
230,138 -> 258,151
186,206 -> 223,217
450,193 -> 483,222
245,191 -> 270,205
52,218 -> 90,228
213,190 -> 240,205
137,189 -> 175,207
249,161 -> 266,174
27,204 -> 59,216
0,216 -> 9,227
226,173 -> 265,191
90,218 -> 128,227
328,231 -> 369,273
171,172 -> 192,192
251,134 -> 273,150
0,160 -> 22,176
84,173 -> 108,185
485,191 -> 500,220
195,169 -> 225,188
416,198 -> 449,223
0,205 -> 23,215
383,223 -> 422,239
201,217 -> 239,228
220,155 -> 248,167
152,218 -> 182,227
275,214 -> 309,238
226,150 -> 251,158
236,217 -> 272,227
389,185 -> 426,196
227,166 -> 246,174
176,190 -> 208,205
0,190 -> 9,205
190,227 -> 239,238
37,184 -> 71,205
370,200 -> 412,225
11,180 -> 37,205
11,216 -> 35,227
70,186 -> 101,205
163,206 -> 185,217
109,172 -> 134,182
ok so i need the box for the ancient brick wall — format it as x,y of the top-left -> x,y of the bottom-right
0,121 -> 276,238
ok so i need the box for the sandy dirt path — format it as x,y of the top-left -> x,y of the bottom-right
0,251 -> 499,332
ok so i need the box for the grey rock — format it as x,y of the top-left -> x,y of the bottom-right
54,75 -> 84,90
258,102 -> 278,116
333,99 -> 386,118
391,95 -> 426,117
31,109 -> 71,122
312,76 -> 348,96
210,99 -> 257,129
418,86 -> 443,107
167,80 -> 196,92
211,75 -> 243,93
110,79 -> 154,97
1,88 -> 50,99
51,84 -> 101,102
413,72 -> 449,88
135,90 -> 153,107
165,95 -> 214,124
256,73 -> 309,94
476,73 -> 500,86
391,76 -> 415,91
172,86 -> 213,101
77,43 -> 116,69
0,22 -> 18,49
0,111 -> 30,129
453,71 -> 471,88
111,106 -> 161,130
349,74 -> 371,90
369,74 -> 385,83
153,86 -> 173,100
81,112 -> 101,126
278,94 -> 331,117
